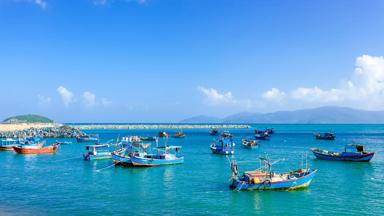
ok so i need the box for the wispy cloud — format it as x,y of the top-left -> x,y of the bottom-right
37,94 -> 51,106
57,86 -> 74,107
198,87 -> 235,105
82,91 -> 96,108
34,0 -> 47,8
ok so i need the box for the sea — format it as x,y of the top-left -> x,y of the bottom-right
0,124 -> 383,215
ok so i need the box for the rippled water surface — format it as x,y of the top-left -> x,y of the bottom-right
1,124 -> 383,215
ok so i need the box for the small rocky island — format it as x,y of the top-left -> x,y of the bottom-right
0,114 -> 85,138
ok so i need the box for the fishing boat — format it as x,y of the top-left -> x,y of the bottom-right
315,132 -> 335,140
210,136 -> 235,155
241,139 -> 258,149
139,136 -> 157,141
130,146 -> 184,167
254,133 -> 269,140
173,131 -> 186,138
221,131 -> 232,138
229,156 -> 317,191
311,144 -> 374,162
265,128 -> 274,134
13,138 -> 59,154
83,144 -> 111,160
112,142 -> 151,166
76,134 -> 99,143
158,132 -> 168,138
0,138 -> 21,151
209,129 -> 219,136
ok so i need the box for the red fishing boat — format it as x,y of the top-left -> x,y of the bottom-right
13,143 -> 60,154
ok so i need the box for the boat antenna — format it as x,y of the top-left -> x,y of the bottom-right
115,135 -> 120,150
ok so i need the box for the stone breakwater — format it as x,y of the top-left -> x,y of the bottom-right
0,123 -> 85,138
70,124 -> 251,130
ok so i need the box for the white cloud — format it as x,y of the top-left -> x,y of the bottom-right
37,94 -> 51,105
262,88 -> 286,102
83,91 -> 96,108
263,55 -> 384,110
198,87 -> 234,105
94,0 -> 146,5
101,98 -> 112,106
34,0 -> 47,8
57,86 -> 74,107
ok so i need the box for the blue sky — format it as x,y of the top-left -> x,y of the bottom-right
1,0 -> 384,122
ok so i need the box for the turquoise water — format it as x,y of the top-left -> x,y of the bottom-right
1,124 -> 383,215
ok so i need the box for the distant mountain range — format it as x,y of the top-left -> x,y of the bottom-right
180,107 -> 384,124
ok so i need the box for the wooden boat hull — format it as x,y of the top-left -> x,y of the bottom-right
312,150 -> 374,162
230,169 -> 317,191
13,145 -> 59,154
130,156 -> 184,167
0,146 -> 16,151
111,151 -> 132,166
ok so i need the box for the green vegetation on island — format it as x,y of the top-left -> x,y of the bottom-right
3,114 -> 54,124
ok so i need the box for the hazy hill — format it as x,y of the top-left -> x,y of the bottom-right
180,107 -> 384,124
3,114 -> 54,123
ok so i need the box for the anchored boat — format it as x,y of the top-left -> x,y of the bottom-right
112,141 -> 151,166
0,138 -> 22,151
158,132 -> 168,138
315,132 -> 335,140
229,156 -> 317,191
311,144 -> 374,162
241,139 -> 258,149
13,137 -> 59,154
210,136 -> 235,155
173,131 -> 186,138
209,129 -> 219,136
254,133 -> 269,140
76,134 -> 99,143
130,145 -> 184,167
83,144 -> 111,160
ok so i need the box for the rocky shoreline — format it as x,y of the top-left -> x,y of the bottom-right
70,124 -> 251,130
0,124 -> 85,138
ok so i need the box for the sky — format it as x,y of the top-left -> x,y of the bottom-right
0,0 -> 384,122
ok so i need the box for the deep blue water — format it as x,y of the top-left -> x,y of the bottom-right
0,124 -> 383,215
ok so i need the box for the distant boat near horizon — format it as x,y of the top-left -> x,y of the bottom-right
315,132 -> 335,140
311,144 -> 374,162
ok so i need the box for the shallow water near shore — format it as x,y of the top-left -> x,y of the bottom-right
0,124 -> 383,215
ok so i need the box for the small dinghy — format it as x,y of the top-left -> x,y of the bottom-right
209,129 -> 219,136
173,131 -> 186,138
241,139 -> 258,149
311,144 -> 374,162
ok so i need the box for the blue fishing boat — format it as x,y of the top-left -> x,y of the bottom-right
83,144 -> 111,160
209,129 -> 219,136
112,142 -> 151,166
241,139 -> 258,149
210,136 -> 235,155
76,134 -> 99,143
0,138 -> 22,151
130,146 -> 184,167
254,133 -> 269,140
311,144 -> 374,162
315,132 -> 335,140
229,156 -> 317,191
